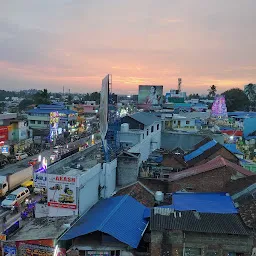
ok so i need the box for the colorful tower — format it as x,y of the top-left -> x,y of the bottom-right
211,95 -> 228,119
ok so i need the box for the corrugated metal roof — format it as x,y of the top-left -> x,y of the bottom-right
184,140 -> 217,162
224,144 -> 244,155
150,209 -> 250,235
27,108 -> 76,115
172,192 -> 237,213
60,196 -> 148,248
129,112 -> 161,126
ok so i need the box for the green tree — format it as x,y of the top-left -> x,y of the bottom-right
90,92 -> 101,104
18,99 -> 34,111
68,94 -> 73,104
208,85 -> 217,98
33,89 -> 50,105
244,83 -> 256,111
0,102 -> 5,113
222,88 -> 249,112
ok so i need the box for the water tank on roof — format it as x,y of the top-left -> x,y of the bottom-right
121,123 -> 129,132
155,191 -> 164,202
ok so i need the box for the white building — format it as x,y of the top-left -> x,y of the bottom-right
120,112 -> 162,162
34,144 -> 117,218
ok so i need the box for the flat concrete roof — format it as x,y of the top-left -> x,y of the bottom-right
51,147 -> 99,175
8,216 -> 76,241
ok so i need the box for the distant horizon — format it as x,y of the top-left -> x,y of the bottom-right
1,1 -> 256,94
0,85 -> 247,96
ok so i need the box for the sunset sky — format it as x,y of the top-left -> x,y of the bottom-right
1,0 -> 256,94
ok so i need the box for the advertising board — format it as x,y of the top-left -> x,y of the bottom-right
33,169 -> 47,189
50,111 -> 59,142
0,126 -> 8,142
1,146 -> 9,154
4,246 -> 16,255
138,85 -> 163,105
17,243 -> 66,256
47,174 -> 77,209
100,75 -> 109,159
100,75 -> 109,142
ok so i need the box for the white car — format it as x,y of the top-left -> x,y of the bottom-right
1,187 -> 30,208
53,146 -> 62,154
34,187 -> 47,195
15,153 -> 28,161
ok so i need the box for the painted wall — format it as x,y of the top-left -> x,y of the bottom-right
78,163 -> 101,216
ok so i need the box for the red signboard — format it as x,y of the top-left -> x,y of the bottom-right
221,130 -> 243,136
48,201 -> 77,209
0,126 -> 8,142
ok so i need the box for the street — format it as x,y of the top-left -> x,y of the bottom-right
0,134 -> 98,215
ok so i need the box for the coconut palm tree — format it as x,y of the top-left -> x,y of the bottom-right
208,85 -> 217,98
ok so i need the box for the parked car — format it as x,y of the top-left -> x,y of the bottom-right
15,153 -> 28,161
53,146 -> 62,154
28,158 -> 38,166
34,187 -> 47,195
1,187 -> 30,208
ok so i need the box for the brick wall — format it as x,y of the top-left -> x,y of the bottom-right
139,178 -> 170,193
161,155 -> 186,169
140,166 -> 246,193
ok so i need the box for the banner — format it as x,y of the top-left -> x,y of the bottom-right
33,170 -> 47,189
138,85 -> 163,105
47,174 -> 77,209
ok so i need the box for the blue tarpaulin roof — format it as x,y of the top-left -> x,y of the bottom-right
144,192 -> 237,218
224,144 -> 244,155
60,196 -> 148,248
184,140 -> 217,162
172,192 -> 237,213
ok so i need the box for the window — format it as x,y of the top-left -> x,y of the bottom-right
206,250 -> 218,256
151,126 -> 154,133
147,130 -> 149,136
143,134 -> 144,139
111,251 -> 120,256
157,124 -> 160,130
30,120 -> 35,124
44,121 -> 49,124
173,121 -> 176,124
184,248 -> 201,256
186,121 -> 190,125
17,195 -> 20,199
37,121 -> 41,124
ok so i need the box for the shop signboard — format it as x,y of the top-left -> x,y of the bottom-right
33,167 -> 47,189
18,243 -> 66,256
34,171 -> 47,189
0,126 -> 8,142
1,146 -> 9,154
87,251 -> 110,256
47,174 -> 77,209
0,233 -> 6,241
4,246 -> 16,255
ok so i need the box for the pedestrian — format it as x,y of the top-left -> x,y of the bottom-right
13,201 -> 20,213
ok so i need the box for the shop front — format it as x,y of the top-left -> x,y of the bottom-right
15,240 -> 66,256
